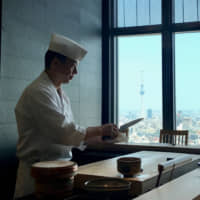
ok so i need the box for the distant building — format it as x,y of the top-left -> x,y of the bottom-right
147,109 -> 152,119
183,117 -> 192,129
177,110 -> 183,126
139,70 -> 145,118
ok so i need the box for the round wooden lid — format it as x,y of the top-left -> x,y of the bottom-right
31,160 -> 78,178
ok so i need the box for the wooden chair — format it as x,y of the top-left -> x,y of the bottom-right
156,155 -> 192,187
160,130 -> 188,145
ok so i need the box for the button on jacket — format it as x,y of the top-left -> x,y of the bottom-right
14,71 -> 86,198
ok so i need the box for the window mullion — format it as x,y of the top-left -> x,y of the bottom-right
162,0 -> 176,130
102,0 -> 111,124
102,0 -> 116,124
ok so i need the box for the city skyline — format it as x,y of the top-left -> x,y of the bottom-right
118,32 -> 200,145
118,32 -> 200,111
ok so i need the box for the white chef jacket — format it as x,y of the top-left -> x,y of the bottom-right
14,71 -> 86,199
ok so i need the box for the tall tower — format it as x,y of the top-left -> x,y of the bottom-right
139,70 -> 145,117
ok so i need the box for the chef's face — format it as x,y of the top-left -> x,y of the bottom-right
55,58 -> 78,83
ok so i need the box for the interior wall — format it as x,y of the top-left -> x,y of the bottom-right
0,0 -> 102,199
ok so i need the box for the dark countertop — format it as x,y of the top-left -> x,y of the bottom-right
87,142 -> 200,154
16,192 -> 133,200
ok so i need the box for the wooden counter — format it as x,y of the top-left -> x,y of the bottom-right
75,151 -> 200,197
134,168 -> 200,200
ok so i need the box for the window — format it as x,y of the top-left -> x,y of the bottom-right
118,35 -> 162,143
174,0 -> 200,23
176,32 -> 200,144
102,0 -> 200,145
117,0 -> 161,27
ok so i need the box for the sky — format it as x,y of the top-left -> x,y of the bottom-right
118,32 -> 200,113
117,0 -> 200,115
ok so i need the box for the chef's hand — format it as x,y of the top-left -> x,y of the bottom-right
84,123 -> 119,144
101,123 -> 119,140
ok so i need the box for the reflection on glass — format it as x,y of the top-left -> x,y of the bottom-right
184,0 -> 198,22
124,0 -> 137,27
118,35 -> 162,143
117,0 -> 125,27
174,0 -> 200,23
116,0 -> 161,27
176,32 -> 200,145
137,0 -> 150,26
199,0 -> 200,21
150,0 -> 162,25
174,0 -> 184,23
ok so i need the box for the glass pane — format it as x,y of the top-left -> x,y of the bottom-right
174,0 -> 199,23
198,0 -> 200,21
150,0 -> 162,25
116,0 -> 161,27
125,0 -> 137,27
184,0 -> 198,22
174,0 -> 184,23
117,0 -> 125,27
175,32 -> 200,145
137,0 -> 150,26
118,35 -> 162,143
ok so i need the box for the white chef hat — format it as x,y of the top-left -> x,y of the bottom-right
48,33 -> 87,63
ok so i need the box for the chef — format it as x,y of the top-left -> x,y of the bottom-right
14,33 -> 119,199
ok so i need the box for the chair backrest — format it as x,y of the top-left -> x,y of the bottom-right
160,130 -> 188,145
156,155 -> 192,187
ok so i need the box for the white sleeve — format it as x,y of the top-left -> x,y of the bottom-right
28,89 -> 86,147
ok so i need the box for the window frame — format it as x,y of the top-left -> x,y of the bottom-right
0,0 -> 2,76
102,0 -> 200,132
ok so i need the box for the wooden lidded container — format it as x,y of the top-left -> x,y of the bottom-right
31,160 -> 78,199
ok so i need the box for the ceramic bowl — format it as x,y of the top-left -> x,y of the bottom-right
84,178 -> 131,199
117,157 -> 141,177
